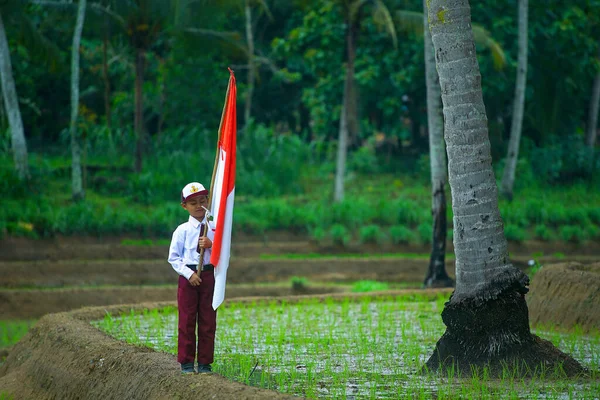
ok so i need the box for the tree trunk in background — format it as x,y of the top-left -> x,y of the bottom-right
586,46 -> 600,149
0,12 -> 29,180
102,15 -> 111,133
425,0 -> 584,376
70,0 -> 86,201
134,48 -> 146,173
422,0 -> 453,289
244,0 -> 255,127
334,70 -> 350,202
345,21 -> 360,146
501,0 -> 528,200
334,22 -> 356,203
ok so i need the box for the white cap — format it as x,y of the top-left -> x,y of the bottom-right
181,182 -> 208,202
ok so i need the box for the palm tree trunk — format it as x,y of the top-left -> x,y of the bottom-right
70,0 -> 87,201
244,0 -> 255,126
345,22 -> 360,146
586,46 -> 600,149
134,48 -> 146,173
0,12 -> 29,180
423,0 -> 453,289
501,0 -> 528,200
334,24 -> 355,203
424,0 -> 584,377
334,71 -> 350,202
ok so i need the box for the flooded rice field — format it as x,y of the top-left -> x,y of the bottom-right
94,294 -> 599,399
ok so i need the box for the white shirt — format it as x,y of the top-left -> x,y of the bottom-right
168,215 -> 215,280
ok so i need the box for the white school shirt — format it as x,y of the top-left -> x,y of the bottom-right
168,215 -> 215,280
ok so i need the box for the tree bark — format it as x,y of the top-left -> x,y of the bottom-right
425,0 -> 585,377
586,46 -> 600,149
334,22 -> 356,203
244,0 -> 255,127
334,70 -> 350,202
134,48 -> 146,173
0,12 -> 29,180
345,21 -> 360,146
70,0 -> 87,201
501,0 -> 528,200
423,0 -> 453,289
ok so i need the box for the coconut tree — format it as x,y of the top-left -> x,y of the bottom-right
394,8 -> 505,288
0,1 -> 62,180
501,0 -> 529,200
421,0 -> 452,289
587,45 -> 600,149
424,0 -> 585,376
0,5 -> 28,180
70,0 -> 87,201
334,0 -> 397,202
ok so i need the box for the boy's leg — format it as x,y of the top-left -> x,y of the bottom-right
177,275 -> 199,365
197,269 -> 217,366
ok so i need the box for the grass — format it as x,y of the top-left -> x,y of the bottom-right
94,294 -> 599,399
351,280 -> 390,292
0,320 -> 36,348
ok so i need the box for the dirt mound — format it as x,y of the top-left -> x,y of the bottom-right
527,262 -> 600,333
0,302 -> 298,400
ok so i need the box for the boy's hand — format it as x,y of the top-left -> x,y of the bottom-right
189,272 -> 202,286
198,237 -> 212,249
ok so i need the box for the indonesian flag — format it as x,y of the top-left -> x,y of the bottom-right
210,69 -> 237,310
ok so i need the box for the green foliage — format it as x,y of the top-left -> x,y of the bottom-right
528,136 -> 598,184
389,225 -> 415,244
559,225 -> 588,243
237,123 -> 309,197
417,222 -> 432,244
534,224 -> 553,241
359,224 -> 384,244
351,280 -> 389,293
290,276 -> 308,291
0,320 -> 36,348
504,225 -> 527,243
310,226 -> 326,243
330,224 -> 350,246
348,145 -> 379,174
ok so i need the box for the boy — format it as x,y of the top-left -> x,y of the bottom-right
168,182 -> 216,374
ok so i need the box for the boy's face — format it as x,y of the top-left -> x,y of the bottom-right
182,195 -> 208,220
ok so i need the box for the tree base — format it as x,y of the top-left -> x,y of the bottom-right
424,289 -> 587,377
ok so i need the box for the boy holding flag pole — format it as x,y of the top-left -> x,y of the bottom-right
168,69 -> 237,374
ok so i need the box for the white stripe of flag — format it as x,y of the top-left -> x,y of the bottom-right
210,70 -> 237,310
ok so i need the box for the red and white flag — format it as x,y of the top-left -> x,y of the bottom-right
210,69 -> 237,310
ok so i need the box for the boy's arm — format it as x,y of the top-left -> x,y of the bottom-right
167,227 -> 195,280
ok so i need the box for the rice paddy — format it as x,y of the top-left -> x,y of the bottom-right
93,293 -> 600,399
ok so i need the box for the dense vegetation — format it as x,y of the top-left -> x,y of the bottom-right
1,0 -> 599,243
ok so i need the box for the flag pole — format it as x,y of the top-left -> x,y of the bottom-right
200,68 -> 235,267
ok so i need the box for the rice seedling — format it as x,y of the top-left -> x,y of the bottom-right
94,295 -> 599,399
